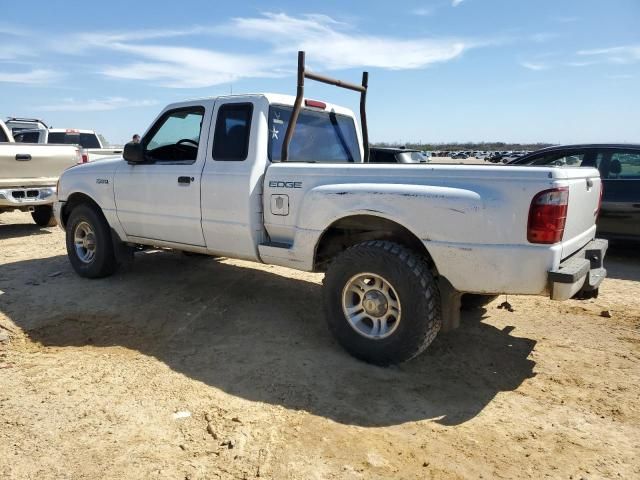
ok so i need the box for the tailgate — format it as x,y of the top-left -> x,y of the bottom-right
561,167 -> 601,259
0,144 -> 80,179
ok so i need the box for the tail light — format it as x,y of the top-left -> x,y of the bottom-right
527,187 -> 569,244
78,148 -> 88,163
595,182 -> 603,219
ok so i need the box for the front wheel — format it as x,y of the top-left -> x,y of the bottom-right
31,205 -> 57,227
323,241 -> 441,366
65,204 -> 117,278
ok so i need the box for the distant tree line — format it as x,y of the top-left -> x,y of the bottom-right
372,141 -> 554,151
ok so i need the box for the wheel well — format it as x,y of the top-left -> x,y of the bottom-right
314,215 -> 437,273
61,193 -> 102,228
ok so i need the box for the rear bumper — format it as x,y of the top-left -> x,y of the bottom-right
548,238 -> 608,300
0,186 -> 56,210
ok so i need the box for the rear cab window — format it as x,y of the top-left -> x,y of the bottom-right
48,132 -> 101,149
14,131 -> 40,143
268,105 -> 360,162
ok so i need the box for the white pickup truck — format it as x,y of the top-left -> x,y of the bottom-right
1,119 -> 82,226
54,52 -> 607,365
13,127 -> 123,162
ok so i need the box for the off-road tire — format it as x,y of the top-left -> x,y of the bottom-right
323,240 -> 441,366
65,204 -> 117,278
31,205 -> 57,227
461,294 -> 498,310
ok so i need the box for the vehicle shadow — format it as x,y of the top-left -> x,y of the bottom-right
0,251 -> 536,427
0,222 -> 53,240
606,241 -> 640,282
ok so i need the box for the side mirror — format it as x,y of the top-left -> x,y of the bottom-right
123,141 -> 145,164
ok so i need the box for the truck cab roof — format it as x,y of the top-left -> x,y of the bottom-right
163,93 -> 356,119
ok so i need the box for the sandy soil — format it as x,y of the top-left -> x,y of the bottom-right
0,210 -> 639,480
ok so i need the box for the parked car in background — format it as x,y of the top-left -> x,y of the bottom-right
0,119 -> 83,226
369,147 -> 429,163
13,127 -> 122,162
451,152 -> 468,159
487,152 -> 505,163
5,117 -> 48,136
510,144 -> 640,240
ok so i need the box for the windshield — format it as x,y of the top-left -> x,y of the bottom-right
268,105 -> 360,162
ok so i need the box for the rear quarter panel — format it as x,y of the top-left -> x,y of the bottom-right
262,163 -> 600,295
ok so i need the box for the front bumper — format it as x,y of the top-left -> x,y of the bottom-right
0,187 -> 56,209
53,200 -> 65,229
548,239 -> 608,300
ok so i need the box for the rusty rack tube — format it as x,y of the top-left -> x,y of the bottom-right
281,51 -> 370,163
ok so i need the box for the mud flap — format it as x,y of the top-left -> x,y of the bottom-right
438,277 -> 462,332
111,229 -> 134,271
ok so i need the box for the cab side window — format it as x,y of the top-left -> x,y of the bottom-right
143,106 -> 205,163
213,103 -> 253,161
543,152 -> 585,166
602,151 -> 640,179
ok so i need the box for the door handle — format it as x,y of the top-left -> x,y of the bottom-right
178,176 -> 193,185
15,154 -> 32,161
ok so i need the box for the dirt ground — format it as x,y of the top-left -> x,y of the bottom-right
1,211 -> 639,480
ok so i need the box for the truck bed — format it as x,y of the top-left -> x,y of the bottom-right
262,162 -> 601,295
0,143 -> 81,181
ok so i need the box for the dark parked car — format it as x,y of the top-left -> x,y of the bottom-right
369,147 -> 428,164
487,152 -> 504,163
510,144 -> 640,240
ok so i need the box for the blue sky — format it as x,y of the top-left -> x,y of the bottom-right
0,0 -> 638,145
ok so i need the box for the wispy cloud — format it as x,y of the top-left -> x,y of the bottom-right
605,73 -> 634,80
452,0 -> 465,6
53,27 -> 209,55
0,45 -> 35,60
221,13 -> 471,71
552,16 -> 579,23
577,44 -> 640,64
6,13 -> 490,88
99,44 -> 283,88
519,61 -> 550,71
0,24 -> 29,36
411,7 -> 433,16
566,60 -> 597,67
530,32 -> 560,43
40,97 -> 159,112
0,68 -> 61,84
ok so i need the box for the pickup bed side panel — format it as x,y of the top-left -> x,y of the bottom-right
262,164 -> 600,295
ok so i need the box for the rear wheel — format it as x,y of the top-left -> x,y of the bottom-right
65,204 -> 117,278
323,241 -> 441,366
31,205 -> 56,227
